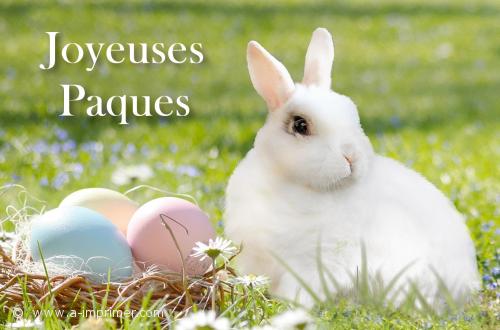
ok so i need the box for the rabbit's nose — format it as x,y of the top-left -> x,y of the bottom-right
344,155 -> 353,170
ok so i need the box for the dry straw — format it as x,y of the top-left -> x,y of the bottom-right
0,184 -> 239,321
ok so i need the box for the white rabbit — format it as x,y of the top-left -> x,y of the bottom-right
224,28 -> 480,308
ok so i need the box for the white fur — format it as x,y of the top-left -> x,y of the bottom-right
225,28 -> 479,308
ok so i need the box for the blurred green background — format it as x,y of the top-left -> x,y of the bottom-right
0,0 -> 498,289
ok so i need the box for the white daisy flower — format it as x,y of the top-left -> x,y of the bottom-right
232,274 -> 270,289
74,317 -> 114,329
175,311 -> 230,330
111,164 -> 153,186
271,309 -> 313,330
252,325 -> 276,330
6,317 -> 44,329
190,237 -> 237,262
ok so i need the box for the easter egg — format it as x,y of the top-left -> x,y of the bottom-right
30,206 -> 133,282
127,197 -> 215,275
60,188 -> 138,234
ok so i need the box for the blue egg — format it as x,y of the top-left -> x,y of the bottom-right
30,206 -> 133,282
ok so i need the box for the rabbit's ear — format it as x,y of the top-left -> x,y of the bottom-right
303,28 -> 334,89
247,41 -> 295,111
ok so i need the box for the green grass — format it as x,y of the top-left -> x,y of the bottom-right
0,0 -> 499,328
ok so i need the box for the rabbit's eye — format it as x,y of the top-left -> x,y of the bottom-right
292,116 -> 309,136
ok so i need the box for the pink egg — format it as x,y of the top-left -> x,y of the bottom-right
127,197 -> 215,275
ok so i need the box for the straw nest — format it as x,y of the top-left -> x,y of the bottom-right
0,236 -> 238,320
0,185 -> 240,321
